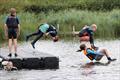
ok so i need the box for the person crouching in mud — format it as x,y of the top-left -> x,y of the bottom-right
0,55 -> 17,71
26,23 -> 59,49
78,44 -> 116,62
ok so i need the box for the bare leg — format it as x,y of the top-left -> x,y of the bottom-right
103,49 -> 111,57
13,39 -> 17,54
99,48 -> 111,58
99,48 -> 116,61
8,39 -> 12,54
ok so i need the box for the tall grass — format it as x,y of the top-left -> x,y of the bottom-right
0,9 -> 120,42
45,9 -> 120,39
0,12 -> 39,41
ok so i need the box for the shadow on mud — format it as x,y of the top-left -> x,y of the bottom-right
81,61 -> 111,68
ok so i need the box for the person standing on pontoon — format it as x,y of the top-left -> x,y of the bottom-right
4,8 -> 20,57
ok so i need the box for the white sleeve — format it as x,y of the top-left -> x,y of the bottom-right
82,25 -> 89,29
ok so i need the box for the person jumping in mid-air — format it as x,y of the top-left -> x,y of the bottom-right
26,23 -> 59,49
79,24 -> 97,48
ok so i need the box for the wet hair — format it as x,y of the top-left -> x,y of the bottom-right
48,25 -> 57,37
76,44 -> 86,52
49,31 -> 57,37
80,44 -> 86,50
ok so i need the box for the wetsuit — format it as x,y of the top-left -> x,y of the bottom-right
83,48 -> 103,61
27,23 -> 57,45
79,27 -> 94,45
5,15 -> 19,39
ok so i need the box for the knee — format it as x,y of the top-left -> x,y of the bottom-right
99,48 -> 107,53
103,48 -> 107,51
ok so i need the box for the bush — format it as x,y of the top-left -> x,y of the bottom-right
0,0 -> 120,14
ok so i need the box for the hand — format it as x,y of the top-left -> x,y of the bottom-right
17,30 -> 20,38
45,33 -> 49,36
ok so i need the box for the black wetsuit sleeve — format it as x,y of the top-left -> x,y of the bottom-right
47,25 -> 56,32
79,29 -> 86,37
90,36 -> 94,45
87,29 -> 94,45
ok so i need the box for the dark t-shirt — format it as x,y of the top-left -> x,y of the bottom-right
5,16 -> 19,28
47,25 -> 57,37
79,27 -> 93,37
79,27 -> 94,44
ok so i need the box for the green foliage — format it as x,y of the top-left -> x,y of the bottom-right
0,0 -> 120,14
0,9 -> 119,42
0,0 -> 120,43
45,9 -> 120,39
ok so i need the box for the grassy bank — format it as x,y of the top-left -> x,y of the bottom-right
0,9 -> 120,42
0,0 -> 120,43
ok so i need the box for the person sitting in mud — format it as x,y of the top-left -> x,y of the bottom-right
79,24 -> 97,48
26,22 -> 59,49
0,55 -> 17,71
78,44 -> 116,62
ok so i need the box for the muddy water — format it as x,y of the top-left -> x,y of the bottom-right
0,40 -> 120,80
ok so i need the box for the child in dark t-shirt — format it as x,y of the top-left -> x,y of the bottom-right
4,8 -> 20,57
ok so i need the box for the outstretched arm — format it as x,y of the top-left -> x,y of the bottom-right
45,32 -> 49,36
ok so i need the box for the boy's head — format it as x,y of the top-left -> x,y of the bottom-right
52,36 -> 59,42
91,24 -> 97,32
50,31 -> 59,42
80,44 -> 86,50
2,61 -> 13,71
10,8 -> 16,16
49,25 -> 59,42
